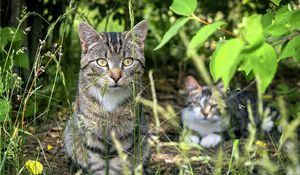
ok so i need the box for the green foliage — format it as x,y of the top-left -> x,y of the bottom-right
289,10 -> 300,30
156,0 -> 300,93
265,24 -> 289,36
0,27 -> 22,44
187,21 -> 225,56
274,5 -> 292,24
270,0 -> 282,6
0,98 -> 10,122
24,100 -> 39,118
261,12 -> 273,28
240,15 -> 264,51
0,26 -> 28,124
248,43 -> 277,94
210,38 -> 244,89
279,35 -> 300,61
0,27 -> 29,69
153,17 -> 190,50
169,0 -> 197,16
14,52 -> 30,68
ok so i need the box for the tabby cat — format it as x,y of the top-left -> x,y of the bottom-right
64,21 -> 150,175
181,76 -> 280,148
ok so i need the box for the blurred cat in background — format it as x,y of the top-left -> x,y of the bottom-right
181,76 -> 280,148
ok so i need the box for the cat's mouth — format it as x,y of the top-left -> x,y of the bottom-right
108,84 -> 123,89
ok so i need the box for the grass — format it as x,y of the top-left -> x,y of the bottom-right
0,1 -> 76,174
139,76 -> 300,174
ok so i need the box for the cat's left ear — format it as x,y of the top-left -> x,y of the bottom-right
125,20 -> 148,45
78,22 -> 103,53
185,76 -> 202,92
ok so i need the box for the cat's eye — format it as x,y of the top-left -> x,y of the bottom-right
96,58 -> 108,67
211,104 -> 217,108
191,101 -> 199,106
122,57 -> 134,67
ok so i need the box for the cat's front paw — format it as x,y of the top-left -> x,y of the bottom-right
185,135 -> 200,144
200,133 -> 221,148
262,117 -> 274,132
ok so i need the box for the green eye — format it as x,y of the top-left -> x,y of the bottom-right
122,57 -> 134,67
97,58 -> 108,67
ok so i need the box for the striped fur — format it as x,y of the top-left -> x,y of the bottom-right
64,21 -> 150,174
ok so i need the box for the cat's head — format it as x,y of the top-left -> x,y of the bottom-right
183,76 -> 224,122
78,20 -> 148,92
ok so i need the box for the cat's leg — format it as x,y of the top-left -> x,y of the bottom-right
74,170 -> 82,175
138,134 -> 151,175
68,139 -> 108,175
102,132 -> 150,174
106,147 -> 146,174
108,156 -> 130,175
65,124 -> 110,174
261,116 -> 274,132
84,151 -> 107,175
186,134 -> 200,144
200,133 -> 221,148
64,120 -> 91,174
262,109 -> 282,132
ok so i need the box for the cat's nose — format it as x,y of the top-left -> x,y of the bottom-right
202,106 -> 211,116
110,68 -> 122,83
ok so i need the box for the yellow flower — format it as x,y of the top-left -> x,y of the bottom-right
255,140 -> 267,148
47,144 -> 54,151
25,160 -> 43,175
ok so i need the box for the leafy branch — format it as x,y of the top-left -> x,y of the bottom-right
191,14 -> 236,37
154,0 -> 300,95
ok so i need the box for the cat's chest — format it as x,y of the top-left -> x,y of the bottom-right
187,119 -> 223,136
80,104 -> 136,135
90,87 -> 132,112
182,108 -> 223,136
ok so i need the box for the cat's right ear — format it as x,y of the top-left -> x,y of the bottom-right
78,22 -> 102,53
185,76 -> 202,92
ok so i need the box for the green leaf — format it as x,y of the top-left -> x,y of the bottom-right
270,0 -> 282,6
209,42 -> 223,81
238,54 -> 255,81
210,38 -> 245,88
244,71 -> 255,81
25,100 -> 39,117
265,24 -> 289,36
240,15 -> 264,51
187,21 -> 226,56
0,98 -> 11,122
238,55 -> 252,76
261,12 -> 273,29
2,27 -> 22,42
14,52 -> 30,68
154,17 -> 190,50
170,0 -> 197,16
274,5 -> 292,25
0,28 -> 8,49
279,35 -> 300,62
249,43 -> 277,94
289,10 -> 300,30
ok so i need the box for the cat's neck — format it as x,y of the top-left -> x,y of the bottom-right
80,86 -> 132,112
